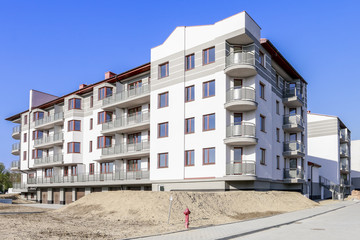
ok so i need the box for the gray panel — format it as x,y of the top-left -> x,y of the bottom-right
308,119 -> 338,138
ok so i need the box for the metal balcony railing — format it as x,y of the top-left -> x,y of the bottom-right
225,50 -> 255,68
12,143 -> 20,151
283,114 -> 304,127
35,112 -> 64,127
28,171 -> 150,185
34,132 -> 63,146
11,160 -> 20,168
226,123 -> 256,138
283,88 -> 303,101
340,145 -> 349,156
226,87 -> 256,103
102,112 -> 150,131
12,125 -> 21,134
34,154 -> 63,166
284,168 -> 304,179
340,129 -> 350,142
283,141 -> 305,154
102,84 -> 150,107
102,141 -> 150,156
340,159 -> 350,172
226,161 -> 256,175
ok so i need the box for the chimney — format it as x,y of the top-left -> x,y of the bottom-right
307,110 -> 311,113
105,71 -> 116,79
79,84 -> 87,89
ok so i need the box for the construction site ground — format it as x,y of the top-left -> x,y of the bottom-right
0,191 -> 355,239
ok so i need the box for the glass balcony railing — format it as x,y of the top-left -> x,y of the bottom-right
102,84 -> 150,107
225,50 -> 255,68
34,132 -> 63,147
284,168 -> 304,179
102,112 -> 150,132
283,141 -> 305,154
35,112 -> 64,127
101,141 -> 150,157
283,114 -> 304,127
226,87 -> 256,103
226,122 -> 256,138
226,161 -> 256,175
34,154 -> 63,166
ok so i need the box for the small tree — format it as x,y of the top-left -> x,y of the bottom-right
0,162 -> 13,192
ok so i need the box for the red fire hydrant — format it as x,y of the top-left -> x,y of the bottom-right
184,208 -> 191,229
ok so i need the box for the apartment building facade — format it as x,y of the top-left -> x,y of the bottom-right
8,11 -> 309,204
307,113 -> 351,199
351,140 -> 360,189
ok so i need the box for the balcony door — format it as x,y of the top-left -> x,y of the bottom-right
127,159 -> 141,172
128,106 -> 142,123
128,132 -> 142,144
289,108 -> 297,115
234,147 -> 243,164
289,133 -> 297,142
128,80 -> 142,91
289,158 -> 297,169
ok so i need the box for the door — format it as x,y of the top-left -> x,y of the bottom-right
76,188 -> 85,200
41,189 -> 48,204
53,188 -> 60,204
65,189 -> 72,205
92,187 -> 102,193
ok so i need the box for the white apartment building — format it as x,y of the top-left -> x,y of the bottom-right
8,11 -> 309,204
351,140 -> 360,189
307,112 -> 351,199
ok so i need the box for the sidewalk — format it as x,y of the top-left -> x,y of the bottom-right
134,201 -> 357,240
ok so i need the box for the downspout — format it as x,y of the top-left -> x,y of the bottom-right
183,26 -> 187,180
310,165 -> 313,199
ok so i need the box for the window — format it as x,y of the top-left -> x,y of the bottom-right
32,149 -> 43,159
24,115 -> 27,125
128,160 -> 141,171
276,74 -> 279,87
100,162 -> 113,174
71,165 -> 77,176
68,142 -> 80,153
290,158 -> 297,169
33,111 -> 44,121
90,96 -> 93,108
276,128 -> 280,142
32,130 -> 43,140
158,122 -> 168,138
185,150 -> 194,166
64,166 -> 68,176
68,98 -> 81,110
128,80 -> 142,90
89,163 -> 94,175
45,168 -> 53,178
23,133 -> 27,143
185,54 -> 195,70
68,120 -> 81,131
260,82 -> 265,99
159,62 -> 169,78
185,85 -> 195,102
28,173 -> 34,179
276,101 -> 280,115
203,80 -> 215,98
260,115 -> 266,132
128,132 -> 142,144
90,118 -> 93,130
203,47 -> 215,65
158,92 -> 169,108
234,113 -> 243,125
203,148 -> 215,165
98,111 -> 113,124
185,118 -> 195,134
98,87 -> 113,100
259,51 -> 265,66
277,155 -> 280,169
23,151 -> 27,161
290,133 -> 297,142
158,153 -> 168,168
89,141 -> 93,152
234,147 -> 243,163
234,79 -> 243,88
203,113 -> 215,131
289,108 -> 297,115
97,136 -> 112,148
260,148 -> 266,165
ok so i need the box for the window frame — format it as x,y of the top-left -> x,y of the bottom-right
185,85 -> 195,102
68,98 -> 81,110
33,111 -> 44,122
185,54 -> 195,71
158,92 -> 169,108
89,141 -> 93,152
67,142 -> 81,154
45,168 -> 53,178
64,166 -> 69,176
203,147 -> 215,165
185,117 -> 195,134
89,163 -> 94,175
203,47 -> 215,65
24,115 -> 28,125
98,111 -> 113,124
159,62 -> 169,79
98,87 -> 113,100
260,82 -> 265,100
259,51 -> 265,66
260,115 -> 266,132
68,120 -> 81,132
260,148 -> 266,165
276,155 -> 280,170
185,150 -> 195,167
100,162 -> 113,174
276,128 -> 280,142
23,151 -> 27,161
90,118 -> 93,130
203,113 -> 215,131
90,96 -> 93,108
158,122 -> 169,138
203,80 -> 215,98
97,136 -> 112,149
158,153 -> 168,168
23,133 -> 27,143
276,100 -> 280,115
127,159 -> 141,172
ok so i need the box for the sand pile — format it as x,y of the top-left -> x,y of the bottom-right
57,191 -> 318,226
348,190 -> 360,200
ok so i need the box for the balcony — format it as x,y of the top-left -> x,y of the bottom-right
283,115 -> 304,132
10,160 -> 20,171
284,168 -> 304,182
28,170 -> 150,185
34,132 -> 64,149
224,123 -> 257,146
283,88 -> 304,107
224,87 -> 257,112
283,141 -> 305,158
226,161 -> 256,176
12,182 -> 28,192
35,112 -> 64,130
33,154 -> 64,168
12,125 -> 21,139
102,84 -> 150,110
340,128 -> 350,143
340,144 -> 349,157
102,112 -> 150,135
224,50 -> 256,77
340,158 -> 350,173
101,141 -> 150,160
11,143 -> 20,155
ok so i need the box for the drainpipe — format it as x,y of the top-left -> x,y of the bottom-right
310,165 -> 313,199
183,26 -> 187,180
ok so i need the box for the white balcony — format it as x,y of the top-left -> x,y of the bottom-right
12,125 -> 21,139
10,160 -> 20,171
283,141 -> 305,158
224,50 -> 256,77
101,141 -> 150,160
11,143 -> 20,155
35,112 -> 64,130
33,154 -> 64,168
283,114 -> 304,132
224,87 -> 257,112
224,123 -> 257,146
102,112 -> 150,135
34,132 -> 64,149
283,89 -> 304,107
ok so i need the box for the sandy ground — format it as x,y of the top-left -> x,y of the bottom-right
0,191 -> 319,239
0,193 -> 35,204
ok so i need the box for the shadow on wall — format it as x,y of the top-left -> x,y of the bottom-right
307,155 -> 339,183
351,170 -> 360,190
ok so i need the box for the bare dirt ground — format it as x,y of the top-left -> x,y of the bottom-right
0,191 -> 319,239
0,193 -> 35,204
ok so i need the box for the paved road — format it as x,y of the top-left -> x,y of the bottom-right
136,200 -> 359,240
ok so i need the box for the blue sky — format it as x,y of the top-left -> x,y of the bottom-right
1,0 -> 359,168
